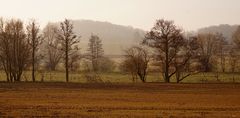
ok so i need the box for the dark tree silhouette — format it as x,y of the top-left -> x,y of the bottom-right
0,19 -> 31,82
57,19 -> 80,82
122,46 -> 149,83
27,20 -> 42,82
143,19 -> 184,83
173,36 -> 200,83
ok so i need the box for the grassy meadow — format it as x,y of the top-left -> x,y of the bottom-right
0,71 -> 239,83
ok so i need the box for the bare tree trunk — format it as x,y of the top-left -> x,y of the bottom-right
232,74 -> 235,83
176,69 -> 180,83
65,40 -> 69,82
164,42 -> 170,83
32,47 -> 35,82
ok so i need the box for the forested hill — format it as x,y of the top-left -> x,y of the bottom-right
198,24 -> 239,41
53,20 -> 240,55
70,20 -> 146,55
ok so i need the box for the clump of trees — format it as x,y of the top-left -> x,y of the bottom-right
196,33 -> 224,72
83,34 -> 116,82
0,18 -> 82,82
139,19 -> 240,83
121,46 -> 149,82
0,19 -> 31,82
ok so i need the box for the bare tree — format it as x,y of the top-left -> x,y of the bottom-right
42,23 -> 63,71
0,19 -> 31,82
229,48 -> 237,72
57,19 -> 80,82
229,48 -> 238,82
215,33 -> 228,72
120,57 -> 138,82
173,36 -> 200,83
122,46 -> 149,83
69,50 -> 81,72
231,27 -> 240,82
26,20 -> 42,82
196,33 -> 220,72
233,26 -> 240,48
87,34 -> 104,72
143,19 -> 184,83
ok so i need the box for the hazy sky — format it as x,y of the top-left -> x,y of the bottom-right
0,0 -> 240,31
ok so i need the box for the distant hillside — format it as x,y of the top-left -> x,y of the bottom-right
198,24 -> 239,41
54,21 -> 240,55
70,20 -> 146,55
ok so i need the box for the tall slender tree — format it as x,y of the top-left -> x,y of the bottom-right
27,20 -> 42,82
87,34 -> 104,72
57,19 -> 80,82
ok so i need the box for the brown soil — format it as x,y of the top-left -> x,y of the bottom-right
0,82 -> 239,118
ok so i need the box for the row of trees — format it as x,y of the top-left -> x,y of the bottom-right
122,19 -> 240,83
0,19 -> 31,82
0,18 -> 109,82
0,18 -> 240,83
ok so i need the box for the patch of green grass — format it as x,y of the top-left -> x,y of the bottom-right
0,71 -> 239,83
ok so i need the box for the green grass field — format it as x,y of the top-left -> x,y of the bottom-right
0,71 -> 239,83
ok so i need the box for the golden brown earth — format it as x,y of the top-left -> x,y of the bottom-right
0,82 -> 239,118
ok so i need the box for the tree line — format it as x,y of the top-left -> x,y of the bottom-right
122,19 -> 240,83
0,18 -> 108,82
0,18 -> 240,83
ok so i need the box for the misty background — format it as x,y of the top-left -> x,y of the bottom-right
0,0 -> 240,55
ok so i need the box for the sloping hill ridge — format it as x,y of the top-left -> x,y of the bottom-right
70,20 -> 146,55
198,24 -> 239,41
57,21 -> 240,55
